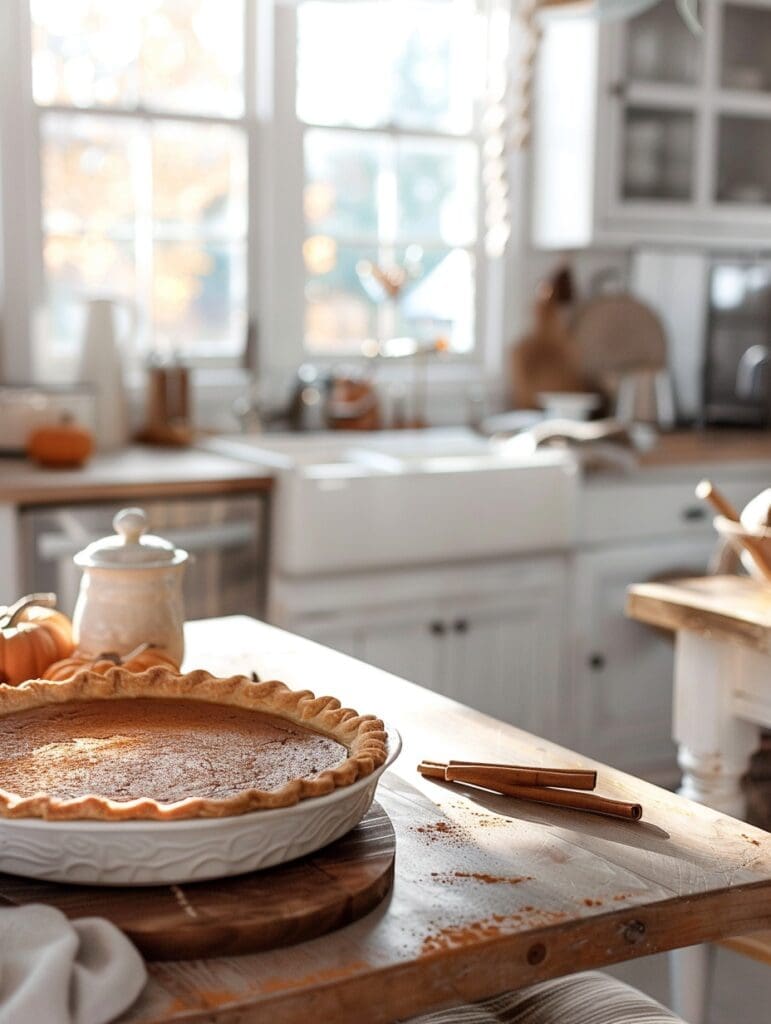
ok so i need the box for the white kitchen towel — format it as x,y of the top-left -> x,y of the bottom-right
0,905 -> 147,1024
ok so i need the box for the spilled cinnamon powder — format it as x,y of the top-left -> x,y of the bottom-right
420,908 -> 569,956
430,871 -> 533,886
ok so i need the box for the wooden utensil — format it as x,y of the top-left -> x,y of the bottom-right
696,479 -> 771,579
695,479 -> 740,522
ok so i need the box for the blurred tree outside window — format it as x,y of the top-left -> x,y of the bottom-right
297,0 -> 483,356
31,0 -> 247,365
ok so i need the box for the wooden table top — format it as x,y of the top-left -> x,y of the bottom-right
627,575 -> 771,653
124,616 -> 771,1024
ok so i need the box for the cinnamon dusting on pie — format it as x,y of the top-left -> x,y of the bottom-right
0,667 -> 388,820
0,699 -> 347,803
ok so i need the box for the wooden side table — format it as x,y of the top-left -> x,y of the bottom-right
627,575 -> 771,1023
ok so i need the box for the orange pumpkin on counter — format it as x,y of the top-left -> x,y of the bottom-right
0,593 -> 74,686
26,414 -> 94,469
43,643 -> 180,681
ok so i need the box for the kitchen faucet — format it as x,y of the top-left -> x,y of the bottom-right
736,344 -> 769,401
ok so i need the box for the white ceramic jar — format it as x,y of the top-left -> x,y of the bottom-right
72,508 -> 188,663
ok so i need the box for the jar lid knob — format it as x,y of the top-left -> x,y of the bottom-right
113,507 -> 148,545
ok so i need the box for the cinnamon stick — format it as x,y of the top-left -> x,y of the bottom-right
417,761 -> 642,821
452,770 -> 642,822
446,761 -> 596,791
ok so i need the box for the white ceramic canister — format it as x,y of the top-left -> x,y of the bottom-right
72,508 -> 188,664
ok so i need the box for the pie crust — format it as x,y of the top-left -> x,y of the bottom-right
0,667 -> 388,821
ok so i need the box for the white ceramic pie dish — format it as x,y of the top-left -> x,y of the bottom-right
0,726 -> 400,886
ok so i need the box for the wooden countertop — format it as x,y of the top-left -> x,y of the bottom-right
120,615 -> 771,1024
638,429 -> 771,468
627,575 -> 771,653
0,446 -> 274,505
2,428 -> 769,507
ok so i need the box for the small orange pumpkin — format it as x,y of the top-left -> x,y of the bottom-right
43,643 -> 180,681
0,593 -> 74,686
26,414 -> 94,469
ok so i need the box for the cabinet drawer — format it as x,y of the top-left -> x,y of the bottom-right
579,475 -> 769,545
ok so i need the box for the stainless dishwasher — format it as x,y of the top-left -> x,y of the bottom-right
18,494 -> 267,621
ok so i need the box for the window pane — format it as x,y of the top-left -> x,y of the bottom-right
297,0 -> 478,133
32,0 -> 139,108
41,113 -> 137,234
153,122 -> 247,238
391,0 -> 478,133
304,129 -> 384,240
153,240 -> 246,356
32,0 -> 244,117
398,247 -> 474,353
42,234 -> 136,354
305,243 -> 378,354
297,2 -> 391,129
397,139 -> 477,245
304,243 -> 473,354
140,0 -> 244,117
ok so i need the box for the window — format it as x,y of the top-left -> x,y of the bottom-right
295,0 -> 485,357
1,1 -> 509,383
30,0 -> 248,367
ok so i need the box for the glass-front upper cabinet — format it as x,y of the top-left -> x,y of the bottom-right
532,0 -> 771,249
625,0 -> 701,85
716,3 -> 771,208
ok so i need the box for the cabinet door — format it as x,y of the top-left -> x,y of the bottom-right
441,583 -> 565,742
359,610 -> 446,692
296,621 -> 363,661
572,538 -> 714,783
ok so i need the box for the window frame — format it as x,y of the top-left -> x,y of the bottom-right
1,0 -> 264,380
268,0 -> 507,384
0,0 -> 511,390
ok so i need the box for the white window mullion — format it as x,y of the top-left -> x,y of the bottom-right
0,1 -> 41,381
134,120 -> 154,361
270,0 -> 307,380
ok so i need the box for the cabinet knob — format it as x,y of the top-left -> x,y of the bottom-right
429,620 -> 446,636
453,618 -> 469,634
588,653 -> 606,671
681,506 -> 707,522
609,81 -> 626,99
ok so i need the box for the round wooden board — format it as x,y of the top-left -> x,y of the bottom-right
0,803 -> 395,961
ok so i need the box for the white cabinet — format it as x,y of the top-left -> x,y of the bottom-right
281,462 -> 771,784
532,0 -> 771,249
283,556 -> 568,743
570,537 -> 715,785
569,468 -> 771,782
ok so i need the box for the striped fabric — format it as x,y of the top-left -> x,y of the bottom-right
401,972 -> 686,1024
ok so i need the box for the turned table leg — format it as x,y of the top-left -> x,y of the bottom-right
668,631 -> 762,1023
673,632 -> 762,817
669,945 -> 714,1024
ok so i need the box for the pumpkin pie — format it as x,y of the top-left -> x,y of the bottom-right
0,668 -> 387,821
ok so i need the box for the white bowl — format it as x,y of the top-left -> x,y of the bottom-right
0,727 -> 401,886
713,516 -> 771,584
536,391 -> 602,421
